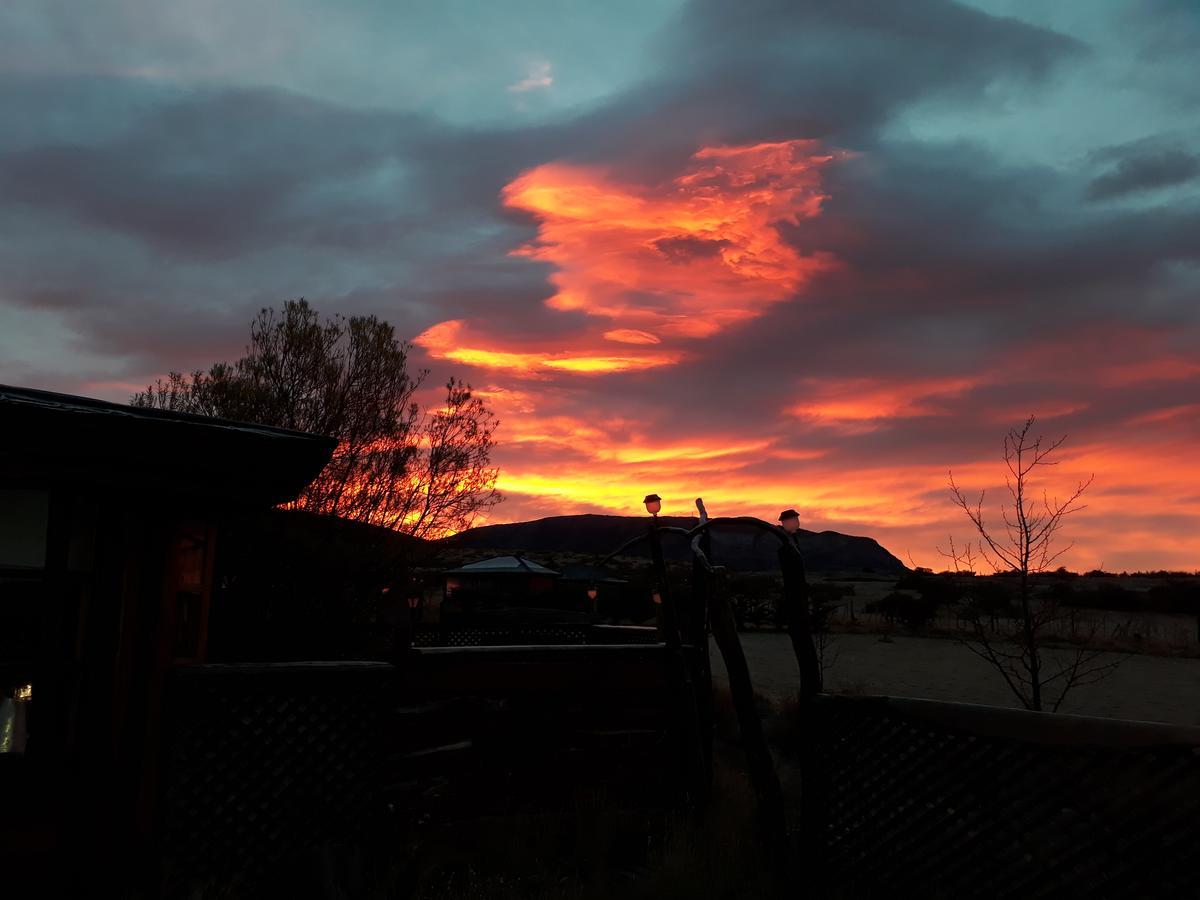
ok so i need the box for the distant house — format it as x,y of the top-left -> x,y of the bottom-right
438,556 -> 642,624
442,555 -> 561,614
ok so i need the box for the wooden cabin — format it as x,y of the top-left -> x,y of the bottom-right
0,384 -> 334,891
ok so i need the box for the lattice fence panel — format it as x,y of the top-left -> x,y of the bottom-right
802,697 -> 1200,899
158,651 -> 683,897
160,666 -> 394,897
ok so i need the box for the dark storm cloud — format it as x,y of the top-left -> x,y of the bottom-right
514,0 -> 1084,180
1086,141 -> 1200,200
0,83 -> 448,259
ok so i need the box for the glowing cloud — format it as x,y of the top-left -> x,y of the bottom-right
415,319 -> 683,376
790,376 -> 980,431
603,328 -> 661,345
501,140 -> 841,337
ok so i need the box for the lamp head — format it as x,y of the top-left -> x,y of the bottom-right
643,493 -> 662,516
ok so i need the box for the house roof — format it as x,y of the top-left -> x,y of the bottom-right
0,384 -> 336,506
559,563 -> 628,584
443,555 -> 561,577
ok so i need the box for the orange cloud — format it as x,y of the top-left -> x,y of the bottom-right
603,328 -> 661,345
415,319 -> 683,376
790,375 -> 980,431
417,140 -> 841,386
501,139 -> 841,337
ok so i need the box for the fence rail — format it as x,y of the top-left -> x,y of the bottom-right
800,694 -> 1200,899
411,622 -> 660,647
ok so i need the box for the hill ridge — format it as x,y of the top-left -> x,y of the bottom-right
441,513 -> 906,573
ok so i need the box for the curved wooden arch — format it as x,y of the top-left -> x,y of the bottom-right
598,525 -> 691,567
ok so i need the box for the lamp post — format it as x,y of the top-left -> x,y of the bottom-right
644,493 -> 679,647
777,507 -> 822,697
587,584 -> 598,616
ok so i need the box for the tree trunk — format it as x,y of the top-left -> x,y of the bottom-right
1019,571 -> 1042,711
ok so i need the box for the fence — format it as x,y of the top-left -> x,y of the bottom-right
799,695 -> 1200,899
158,644 -> 692,897
411,622 -> 660,647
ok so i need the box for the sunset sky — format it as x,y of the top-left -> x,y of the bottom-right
1,1 -> 1198,570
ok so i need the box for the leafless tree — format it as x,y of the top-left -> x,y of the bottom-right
133,299 -> 500,538
944,416 -> 1118,712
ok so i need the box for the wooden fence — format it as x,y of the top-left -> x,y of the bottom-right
798,695 -> 1200,899
158,643 -> 696,897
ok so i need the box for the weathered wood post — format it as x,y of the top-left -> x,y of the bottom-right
689,500 -> 716,794
777,511 -> 826,886
643,496 -> 708,808
777,523 -> 822,700
645,500 -> 681,648
693,504 -> 788,881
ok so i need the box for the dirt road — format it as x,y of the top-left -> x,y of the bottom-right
712,631 -> 1200,726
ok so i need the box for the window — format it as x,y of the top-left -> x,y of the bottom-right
0,490 -> 49,570
172,522 -> 214,662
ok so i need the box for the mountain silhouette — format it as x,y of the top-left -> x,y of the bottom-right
441,514 -> 906,573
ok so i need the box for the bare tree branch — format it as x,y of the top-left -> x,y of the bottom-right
945,417 -> 1114,711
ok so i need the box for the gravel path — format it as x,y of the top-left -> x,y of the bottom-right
712,631 -> 1200,726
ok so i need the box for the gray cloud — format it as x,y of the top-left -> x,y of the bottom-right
1087,141 -> 1200,200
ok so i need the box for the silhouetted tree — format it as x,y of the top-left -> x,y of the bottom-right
133,299 -> 500,538
945,416 -> 1118,712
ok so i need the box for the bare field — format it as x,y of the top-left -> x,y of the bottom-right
713,631 -> 1200,726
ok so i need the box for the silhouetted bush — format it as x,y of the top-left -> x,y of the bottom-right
965,580 -> 1015,616
1067,583 -> 1138,612
868,591 -> 940,628
207,509 -> 422,661
726,572 -> 779,628
1146,582 -> 1200,615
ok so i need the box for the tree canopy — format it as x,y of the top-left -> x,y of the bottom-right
132,299 -> 500,538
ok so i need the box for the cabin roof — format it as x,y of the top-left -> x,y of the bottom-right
0,384 -> 337,506
559,563 -> 628,584
443,555 -> 561,577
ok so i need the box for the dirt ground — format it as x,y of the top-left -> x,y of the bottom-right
712,631 -> 1200,726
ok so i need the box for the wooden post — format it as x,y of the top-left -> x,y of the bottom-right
777,537 -> 828,886
707,565 -> 789,880
689,500 -> 715,794
648,517 -> 680,648
645,515 -> 708,807
778,541 -> 822,699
